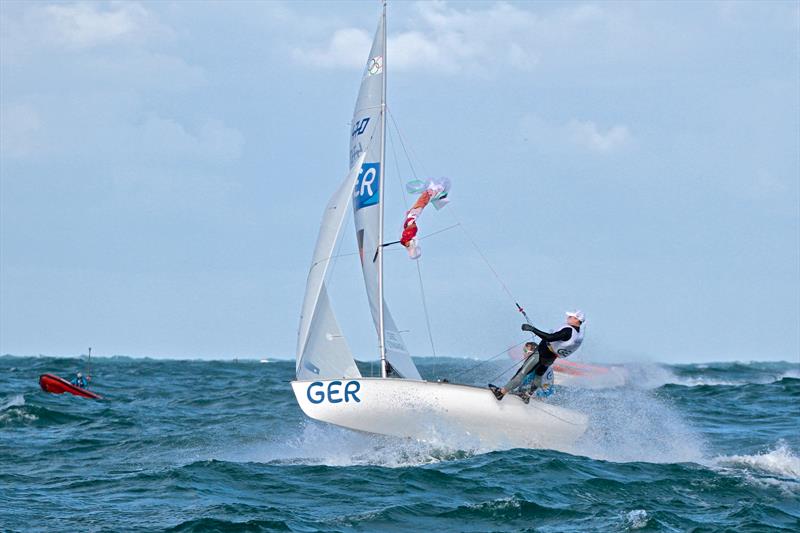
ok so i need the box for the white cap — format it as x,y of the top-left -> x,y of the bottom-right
566,310 -> 585,322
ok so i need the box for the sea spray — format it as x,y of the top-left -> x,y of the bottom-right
716,441 -> 800,479
2,355 -> 798,532
224,419 -> 475,468
557,385 -> 705,463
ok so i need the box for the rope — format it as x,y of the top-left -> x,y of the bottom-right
448,339 -> 528,382
388,122 -> 438,377
387,107 -> 538,384
388,108 -> 531,327
488,359 -> 526,385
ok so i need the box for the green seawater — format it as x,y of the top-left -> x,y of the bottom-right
1,356 -> 798,532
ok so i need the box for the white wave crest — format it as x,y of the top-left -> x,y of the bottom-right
673,377 -> 743,387
624,509 -> 649,530
780,369 -> 800,380
716,442 -> 800,479
0,394 -> 25,410
0,394 -> 37,423
610,362 -> 800,388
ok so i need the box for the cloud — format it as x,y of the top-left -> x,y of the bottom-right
290,1 -> 611,74
1,2 -> 176,63
292,27 -> 372,68
520,114 -> 632,155
34,1 -> 163,50
567,120 -> 632,153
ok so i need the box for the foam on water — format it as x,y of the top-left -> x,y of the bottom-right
624,509 -> 649,530
2,356 -> 798,532
715,441 -> 800,479
0,393 -> 37,424
223,420 -> 475,468
1,393 -> 25,410
230,384 -> 706,468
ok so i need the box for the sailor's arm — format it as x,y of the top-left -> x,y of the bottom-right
521,323 -> 572,342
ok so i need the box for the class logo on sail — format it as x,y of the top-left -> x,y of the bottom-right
366,55 -> 383,76
354,162 -> 380,209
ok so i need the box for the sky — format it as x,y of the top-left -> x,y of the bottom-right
1,1 -> 798,364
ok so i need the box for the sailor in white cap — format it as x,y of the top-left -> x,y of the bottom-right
490,310 -> 585,402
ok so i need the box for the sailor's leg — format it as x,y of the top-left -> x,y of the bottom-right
502,351 -> 540,392
530,372 -> 544,392
529,354 -> 555,392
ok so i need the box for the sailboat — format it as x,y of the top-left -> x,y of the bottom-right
291,3 -> 587,451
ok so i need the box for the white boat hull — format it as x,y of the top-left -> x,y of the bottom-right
291,378 -> 587,451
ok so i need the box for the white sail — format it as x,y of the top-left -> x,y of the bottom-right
296,156 -> 366,380
290,5 -> 588,453
350,10 -> 421,380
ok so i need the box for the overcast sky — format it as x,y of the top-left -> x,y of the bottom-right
1,1 -> 798,363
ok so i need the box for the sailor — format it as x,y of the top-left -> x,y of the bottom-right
494,341 -> 538,397
71,372 -> 88,388
490,310 -> 585,402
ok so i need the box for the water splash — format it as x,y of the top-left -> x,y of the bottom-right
562,386 -> 705,464
715,441 -> 800,479
223,420 -> 476,468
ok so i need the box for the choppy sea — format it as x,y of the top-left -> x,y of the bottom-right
1,355 -> 798,532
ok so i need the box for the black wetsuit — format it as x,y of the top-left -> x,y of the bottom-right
496,324 -> 581,396
524,324 -> 576,376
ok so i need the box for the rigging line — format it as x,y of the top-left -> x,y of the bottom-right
388,106 -> 534,375
388,122 -> 438,375
387,107 -> 427,180
416,259 -> 438,361
376,224 -> 458,251
389,105 -> 530,326
449,204 -> 517,306
420,223 -> 460,241
449,339 -> 528,381
488,359 -> 525,385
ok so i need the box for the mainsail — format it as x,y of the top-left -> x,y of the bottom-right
349,13 -> 421,380
295,155 -> 366,380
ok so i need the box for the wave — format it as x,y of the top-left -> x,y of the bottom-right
607,362 -> 800,389
0,394 -> 36,424
716,442 -> 800,480
165,517 -> 291,532
220,420 -> 476,468
624,509 -> 649,530
1,393 -> 25,410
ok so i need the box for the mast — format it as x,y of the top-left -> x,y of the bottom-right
377,0 -> 388,378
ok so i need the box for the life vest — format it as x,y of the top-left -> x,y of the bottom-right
548,324 -> 584,357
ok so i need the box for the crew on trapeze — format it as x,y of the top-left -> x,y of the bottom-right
489,310 -> 585,403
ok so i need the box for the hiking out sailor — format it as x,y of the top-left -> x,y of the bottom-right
489,310 -> 585,402
71,372 -> 88,388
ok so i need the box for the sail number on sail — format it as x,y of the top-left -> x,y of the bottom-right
354,163 -> 380,209
306,381 -> 362,404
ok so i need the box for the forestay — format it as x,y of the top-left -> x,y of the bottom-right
295,155 -> 366,380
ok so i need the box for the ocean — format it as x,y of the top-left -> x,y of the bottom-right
1,355 -> 798,532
